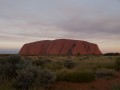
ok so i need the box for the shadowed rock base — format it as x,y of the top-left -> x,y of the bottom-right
19,39 -> 102,56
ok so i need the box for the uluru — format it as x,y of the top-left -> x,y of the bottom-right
19,39 -> 102,56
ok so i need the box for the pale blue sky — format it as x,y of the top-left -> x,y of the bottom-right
0,0 -> 120,53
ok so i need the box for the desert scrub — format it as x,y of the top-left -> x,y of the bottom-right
43,62 -> 64,71
56,69 -> 69,81
14,65 -> 39,90
0,55 -> 22,78
32,59 -> 51,67
7,55 -> 21,64
15,64 -> 56,90
95,68 -> 114,78
35,68 -> 56,87
115,57 -> 120,71
63,71 -> 95,82
0,80 -> 15,90
63,60 -> 76,69
110,84 -> 120,90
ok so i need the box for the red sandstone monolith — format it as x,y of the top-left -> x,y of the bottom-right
19,39 -> 102,56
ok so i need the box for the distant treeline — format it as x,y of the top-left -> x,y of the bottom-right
0,54 -> 18,57
103,53 -> 120,56
0,53 -> 120,57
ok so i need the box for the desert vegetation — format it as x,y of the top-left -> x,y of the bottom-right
0,55 -> 120,90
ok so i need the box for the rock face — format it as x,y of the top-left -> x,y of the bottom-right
19,39 -> 102,56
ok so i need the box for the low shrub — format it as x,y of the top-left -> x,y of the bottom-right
15,64 -> 56,89
56,69 -> 69,81
63,71 -> 95,82
0,55 -> 22,78
115,57 -> 120,71
64,60 -> 75,69
35,69 -> 56,87
95,69 -> 114,78
0,80 -> 15,90
115,57 -> 120,65
6,55 -> 21,64
15,65 -> 39,89
32,59 -> 51,67
44,62 -> 63,71
110,84 -> 120,90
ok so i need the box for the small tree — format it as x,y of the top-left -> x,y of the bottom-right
77,53 -> 81,56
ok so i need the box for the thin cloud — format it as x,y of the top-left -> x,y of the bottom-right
0,0 -> 120,53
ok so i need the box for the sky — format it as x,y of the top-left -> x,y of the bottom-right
0,0 -> 120,54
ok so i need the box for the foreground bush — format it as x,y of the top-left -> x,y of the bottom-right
63,71 -> 95,82
15,65 -> 56,90
7,55 -> 21,64
35,69 -> 56,87
110,84 -> 120,90
15,65 -> 39,90
0,55 -> 22,78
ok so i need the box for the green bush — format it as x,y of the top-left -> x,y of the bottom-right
15,64 -> 56,89
115,57 -> 120,71
111,84 -> 120,90
7,55 -> 21,64
0,55 -> 22,78
44,62 -> 63,71
56,69 -> 69,81
32,59 -> 51,67
63,71 -> 95,82
0,58 -> 6,75
95,69 -> 114,78
64,60 -> 75,69
15,65 -> 39,89
35,69 -> 56,87
115,57 -> 120,65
